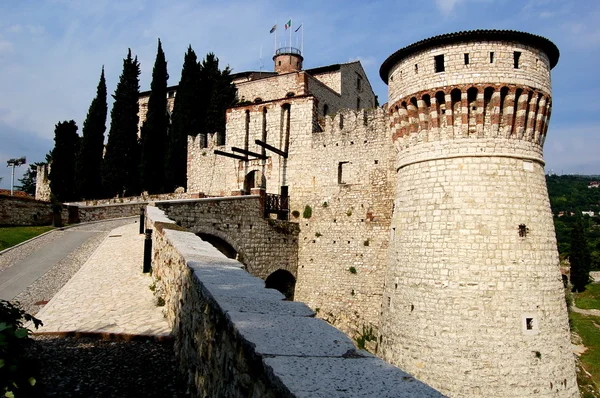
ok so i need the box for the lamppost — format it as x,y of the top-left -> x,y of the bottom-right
6,157 -> 26,196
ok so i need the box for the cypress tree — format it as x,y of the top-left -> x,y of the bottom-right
199,53 -> 236,145
102,49 -> 141,197
75,67 -> 107,199
166,46 -> 201,191
49,120 -> 79,202
140,39 -> 169,194
570,217 -> 591,292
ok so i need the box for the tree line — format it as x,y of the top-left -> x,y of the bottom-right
29,40 -> 236,202
547,174 -> 600,291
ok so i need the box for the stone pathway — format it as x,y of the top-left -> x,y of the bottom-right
32,222 -> 171,338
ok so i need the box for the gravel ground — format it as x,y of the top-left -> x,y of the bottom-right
28,335 -> 189,397
1,217 -> 189,397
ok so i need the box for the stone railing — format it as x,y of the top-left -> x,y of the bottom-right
145,205 -> 443,397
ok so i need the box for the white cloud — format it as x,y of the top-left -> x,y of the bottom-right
435,0 -> 465,15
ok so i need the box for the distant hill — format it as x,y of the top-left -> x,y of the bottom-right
546,175 -> 600,269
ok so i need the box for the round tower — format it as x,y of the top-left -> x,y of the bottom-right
379,30 -> 577,397
273,46 -> 303,74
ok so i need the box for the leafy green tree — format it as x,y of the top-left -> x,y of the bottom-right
166,46 -> 201,191
49,120 -> 79,202
140,39 -> 169,194
570,217 -> 591,292
17,163 -> 43,196
102,49 -> 141,197
199,53 -> 236,145
76,67 -> 108,199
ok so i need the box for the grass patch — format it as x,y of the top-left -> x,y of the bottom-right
0,225 -> 53,251
575,284 -> 600,310
571,312 -> 600,392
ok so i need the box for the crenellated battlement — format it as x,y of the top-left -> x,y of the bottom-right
389,83 -> 552,151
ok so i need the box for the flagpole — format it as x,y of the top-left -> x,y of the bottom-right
289,17 -> 292,50
274,26 -> 277,55
301,23 -> 304,55
260,44 -> 263,77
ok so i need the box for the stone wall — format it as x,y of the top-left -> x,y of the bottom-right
380,33 -> 578,397
236,72 -> 307,103
155,196 -> 299,280
35,164 -> 51,202
291,108 -> 394,338
0,195 -> 54,225
386,41 -> 552,107
145,205 -> 443,397
77,203 -> 146,223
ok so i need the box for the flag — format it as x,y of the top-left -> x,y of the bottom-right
270,24 -> 277,34
285,19 -> 291,30
295,23 -> 302,33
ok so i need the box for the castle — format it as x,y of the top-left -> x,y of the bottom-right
36,29 -> 576,396
176,30 -> 578,397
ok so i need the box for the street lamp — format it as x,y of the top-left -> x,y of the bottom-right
6,157 -> 26,196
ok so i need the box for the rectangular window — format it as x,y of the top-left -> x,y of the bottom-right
464,53 -> 469,65
490,52 -> 494,63
514,51 -> 522,69
338,161 -> 349,184
434,54 -> 445,72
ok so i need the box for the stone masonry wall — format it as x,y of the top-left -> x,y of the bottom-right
187,97 -> 317,196
35,164 -> 51,202
291,108 -> 395,339
77,203 -> 146,223
155,196 -> 299,280
0,195 -> 54,226
236,72 -> 307,103
387,41 -> 552,106
380,35 -> 578,397
144,205 -> 443,397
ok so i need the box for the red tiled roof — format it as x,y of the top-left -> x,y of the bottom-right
0,189 -> 32,198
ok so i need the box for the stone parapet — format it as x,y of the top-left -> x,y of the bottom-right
144,205 -> 444,397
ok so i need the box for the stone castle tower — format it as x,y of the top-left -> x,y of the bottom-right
378,31 -> 577,396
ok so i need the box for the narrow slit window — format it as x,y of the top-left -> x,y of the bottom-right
415,64 -> 418,74
464,53 -> 469,65
338,161 -> 349,184
526,318 -> 534,330
356,97 -> 361,110
434,54 -> 445,72
490,52 -> 494,63
514,51 -> 522,69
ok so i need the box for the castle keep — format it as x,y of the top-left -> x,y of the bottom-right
141,30 -> 577,397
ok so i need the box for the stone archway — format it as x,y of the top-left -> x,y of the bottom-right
265,269 -> 296,300
243,170 -> 266,194
197,233 -> 237,259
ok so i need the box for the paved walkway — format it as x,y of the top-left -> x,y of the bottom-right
32,222 -> 171,338
0,230 -> 97,300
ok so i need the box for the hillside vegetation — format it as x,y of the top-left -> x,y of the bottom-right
547,175 -> 600,270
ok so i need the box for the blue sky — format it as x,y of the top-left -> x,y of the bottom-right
0,0 -> 598,189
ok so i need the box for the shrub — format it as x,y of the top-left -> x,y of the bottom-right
348,266 -> 357,274
303,205 -> 312,219
315,232 -> 322,238
355,325 -> 376,351
291,210 -> 300,218
0,300 -> 42,397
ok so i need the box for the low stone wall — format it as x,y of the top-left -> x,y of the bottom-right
77,203 -> 146,223
145,205 -> 443,397
0,195 -> 54,225
68,191 -> 199,207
